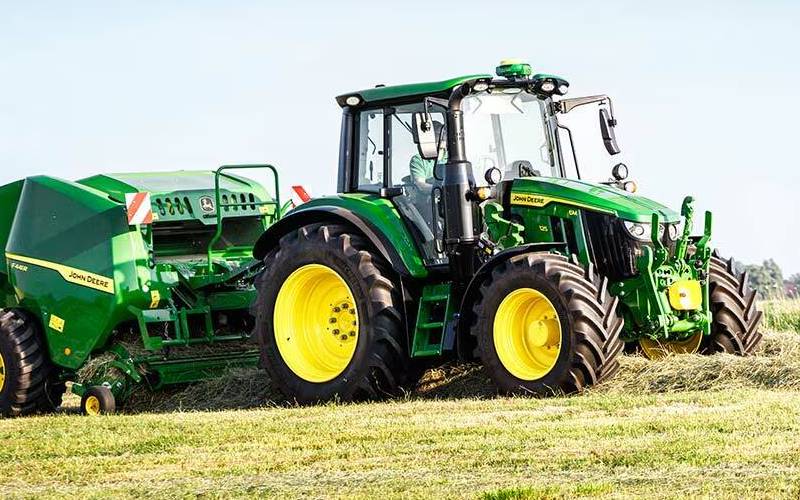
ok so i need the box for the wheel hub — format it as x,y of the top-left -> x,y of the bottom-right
326,299 -> 357,342
493,288 -> 562,381
84,395 -> 101,416
274,264 -> 360,383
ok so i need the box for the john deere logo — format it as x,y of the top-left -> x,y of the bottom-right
199,196 -> 215,213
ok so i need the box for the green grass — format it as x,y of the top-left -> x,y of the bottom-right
763,299 -> 800,333
3,304 -> 800,499
3,389 -> 800,498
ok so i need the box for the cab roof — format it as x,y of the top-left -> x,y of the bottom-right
335,74 -> 491,107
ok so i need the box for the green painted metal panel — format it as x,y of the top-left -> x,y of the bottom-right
509,176 -> 681,223
295,193 -> 428,278
4,177 -> 146,369
79,170 -> 268,198
0,180 -> 23,272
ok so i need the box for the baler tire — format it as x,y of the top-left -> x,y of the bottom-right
0,309 -> 61,417
470,253 -> 624,396
81,386 -> 116,415
701,254 -> 763,355
254,223 -> 416,404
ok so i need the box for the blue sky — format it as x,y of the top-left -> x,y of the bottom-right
1,1 -> 798,274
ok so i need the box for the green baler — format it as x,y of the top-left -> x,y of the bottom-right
0,165 -> 281,416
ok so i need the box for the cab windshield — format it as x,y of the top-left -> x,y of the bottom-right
462,91 -> 558,181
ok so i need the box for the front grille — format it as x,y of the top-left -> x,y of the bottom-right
584,213 -> 676,282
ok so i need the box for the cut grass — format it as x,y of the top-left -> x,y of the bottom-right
3,303 -> 800,498
3,389 -> 800,498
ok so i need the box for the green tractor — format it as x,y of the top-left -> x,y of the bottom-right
252,61 -> 762,401
0,165 -> 282,416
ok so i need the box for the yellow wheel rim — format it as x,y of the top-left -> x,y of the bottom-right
493,288 -> 562,381
84,395 -> 101,416
274,264 -> 359,383
0,351 -> 5,392
639,332 -> 703,359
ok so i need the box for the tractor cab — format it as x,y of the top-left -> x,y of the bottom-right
334,60 -> 668,269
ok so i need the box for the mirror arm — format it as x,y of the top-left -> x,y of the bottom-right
557,94 -> 609,114
557,123 -> 581,180
605,96 -> 617,125
423,96 -> 450,128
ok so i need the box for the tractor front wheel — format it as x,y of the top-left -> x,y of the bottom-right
702,254 -> 763,355
470,253 -> 624,395
254,223 -> 416,403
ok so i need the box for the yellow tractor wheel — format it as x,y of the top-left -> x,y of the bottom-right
254,223 -> 419,403
471,253 -> 624,395
273,264 -> 359,383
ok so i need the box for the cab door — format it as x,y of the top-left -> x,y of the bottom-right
351,104 -> 447,266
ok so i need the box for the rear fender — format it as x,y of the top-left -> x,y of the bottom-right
252,206 -> 426,278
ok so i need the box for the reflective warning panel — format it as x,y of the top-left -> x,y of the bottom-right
125,192 -> 154,225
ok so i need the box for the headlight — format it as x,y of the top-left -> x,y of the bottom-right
624,221 -> 666,242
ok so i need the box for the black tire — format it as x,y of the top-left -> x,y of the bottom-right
254,223 -> 416,403
0,309 -> 64,417
701,253 -> 762,355
470,253 -> 624,396
81,386 -> 116,415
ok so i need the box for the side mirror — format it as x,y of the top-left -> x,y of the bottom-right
599,108 -> 621,155
412,113 -> 439,160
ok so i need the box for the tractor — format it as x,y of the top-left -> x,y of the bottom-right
0,165 -> 282,416
251,60 -> 762,402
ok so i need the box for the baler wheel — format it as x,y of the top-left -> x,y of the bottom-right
254,223 -> 418,403
470,253 -> 624,395
81,386 -> 116,416
0,309 -> 64,417
701,254 -> 763,355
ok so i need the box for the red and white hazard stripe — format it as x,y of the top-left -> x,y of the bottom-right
290,185 -> 312,208
125,192 -> 154,225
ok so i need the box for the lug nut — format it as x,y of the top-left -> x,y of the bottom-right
333,307 -> 341,313
341,303 -> 349,309
349,331 -> 355,337
329,318 -> 337,323
332,329 -> 340,335
340,334 -> 348,341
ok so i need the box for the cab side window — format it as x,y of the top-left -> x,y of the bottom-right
356,109 -> 384,192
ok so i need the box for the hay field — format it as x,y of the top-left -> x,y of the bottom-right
3,300 -> 800,499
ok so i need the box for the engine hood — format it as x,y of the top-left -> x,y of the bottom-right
509,176 -> 680,224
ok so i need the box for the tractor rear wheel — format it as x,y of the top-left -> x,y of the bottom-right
701,254 -> 763,355
254,223 -> 416,403
0,309 -> 65,417
470,253 -> 624,396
